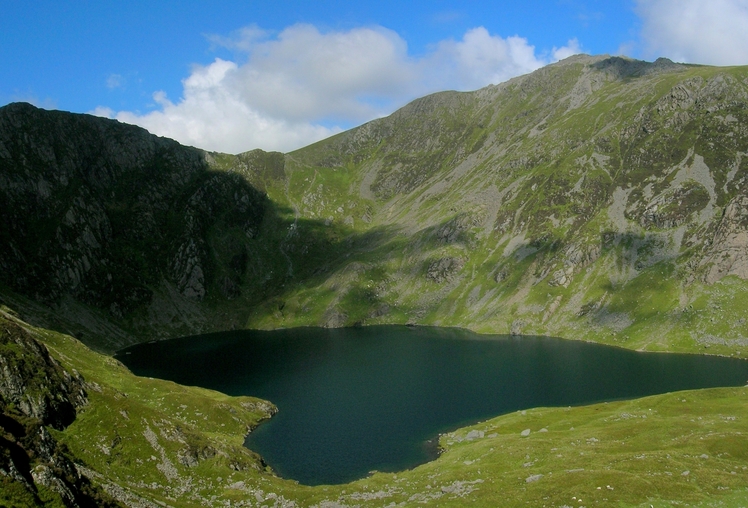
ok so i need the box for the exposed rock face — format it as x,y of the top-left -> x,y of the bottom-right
703,195 -> 748,283
427,257 -> 465,283
0,314 -> 119,506
0,103 -> 266,338
436,214 -> 474,244
171,237 -> 207,299
548,243 -> 601,288
0,318 -> 87,428
322,309 -> 348,328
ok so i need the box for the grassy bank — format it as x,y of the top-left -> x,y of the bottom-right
4,308 -> 748,507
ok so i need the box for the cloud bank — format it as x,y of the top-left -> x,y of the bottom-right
94,25 -> 579,153
636,0 -> 748,65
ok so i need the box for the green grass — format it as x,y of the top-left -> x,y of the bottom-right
5,308 -> 748,507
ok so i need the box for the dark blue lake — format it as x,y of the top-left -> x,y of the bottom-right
116,326 -> 748,485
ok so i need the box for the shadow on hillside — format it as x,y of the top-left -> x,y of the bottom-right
233,197 -> 417,327
0,104 -> 492,350
0,150 -> 422,350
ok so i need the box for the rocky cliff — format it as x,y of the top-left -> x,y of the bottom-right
0,103 -> 268,350
0,310 -> 120,506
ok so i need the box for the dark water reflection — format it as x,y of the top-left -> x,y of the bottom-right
117,326 -> 748,485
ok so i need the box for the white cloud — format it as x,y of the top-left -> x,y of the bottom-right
95,59 -> 338,154
423,28 -> 544,91
227,24 -> 416,123
636,0 -> 748,65
552,38 -> 583,62
206,25 -> 269,52
616,41 -> 637,58
95,24 -> 582,154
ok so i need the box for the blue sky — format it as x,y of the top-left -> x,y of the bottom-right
2,1 -> 748,153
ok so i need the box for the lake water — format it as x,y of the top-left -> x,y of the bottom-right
116,325 -> 748,485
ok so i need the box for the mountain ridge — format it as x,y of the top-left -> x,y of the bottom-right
249,53 -> 748,355
1,54 -> 748,356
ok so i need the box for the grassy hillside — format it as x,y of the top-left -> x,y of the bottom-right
3,308 -> 748,507
213,55 -> 748,359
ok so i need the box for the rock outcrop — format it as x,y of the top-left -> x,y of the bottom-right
0,318 -> 86,428
0,313 -> 119,506
703,195 -> 748,283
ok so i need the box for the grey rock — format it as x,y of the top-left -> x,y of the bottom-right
703,196 -> 748,283
465,430 -> 484,440
0,318 -> 86,428
427,257 -> 465,283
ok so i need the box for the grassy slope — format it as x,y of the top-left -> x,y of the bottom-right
220,58 -> 748,363
4,309 -> 748,507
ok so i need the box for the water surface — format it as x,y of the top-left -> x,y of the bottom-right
117,326 -> 748,485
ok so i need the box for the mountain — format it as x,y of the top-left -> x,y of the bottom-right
0,102 -> 269,351
3,54 -> 748,506
252,54 -> 748,357
3,55 -> 748,356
